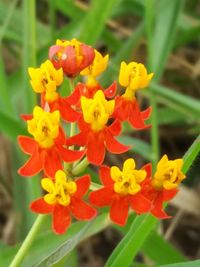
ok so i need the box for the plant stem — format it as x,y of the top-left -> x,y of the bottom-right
72,158 -> 89,176
9,215 -> 46,267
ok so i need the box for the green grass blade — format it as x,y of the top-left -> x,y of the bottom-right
0,110 -> 26,140
78,0 -> 121,45
160,260 -> 200,267
142,230 -> 186,265
22,0 -> 37,112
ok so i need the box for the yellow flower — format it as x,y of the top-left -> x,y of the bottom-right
28,60 -> 63,102
81,90 -> 115,132
42,170 -> 77,206
152,155 -> 185,190
81,50 -> 109,78
111,158 -> 147,195
119,61 -> 153,99
27,106 -> 60,148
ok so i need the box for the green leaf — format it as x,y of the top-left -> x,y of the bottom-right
0,110 -> 26,140
160,260 -> 200,267
0,213 -> 110,267
118,136 -> 152,161
78,0 -> 121,45
142,230 -> 186,265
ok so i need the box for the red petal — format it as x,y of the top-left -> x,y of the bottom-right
65,131 -> 87,146
18,151 -> 43,177
141,106 -> 152,120
129,101 -> 151,130
104,81 -> 117,98
73,175 -> 90,198
151,207 -> 170,219
63,46 -> 77,76
18,136 -> 37,155
104,129 -> 129,154
162,189 -> 178,201
59,98 -> 80,122
80,44 -> 95,69
89,186 -> 113,207
70,198 -> 97,220
58,146 -> 85,162
110,195 -> 129,226
108,119 -> 122,136
30,198 -> 53,214
113,96 -> 129,121
99,165 -> 113,186
142,163 -> 152,179
87,132 -> 105,165
151,193 -> 171,219
20,114 -> 33,121
53,204 -> 71,234
66,86 -> 80,105
129,193 -> 152,214
55,127 -> 66,146
44,149 -> 62,177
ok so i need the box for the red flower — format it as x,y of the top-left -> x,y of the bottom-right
30,171 -> 96,234
67,81 -> 117,108
89,159 -> 152,226
18,128 -> 84,177
141,163 -> 179,219
66,118 -> 129,165
113,95 -> 151,130
18,106 -> 84,177
49,39 -> 95,78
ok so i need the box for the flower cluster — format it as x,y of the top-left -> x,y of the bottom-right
18,38 -> 186,234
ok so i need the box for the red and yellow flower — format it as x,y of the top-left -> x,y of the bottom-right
114,61 -> 153,129
49,38 -> 95,77
89,158 -> 152,226
30,170 -> 96,234
142,155 -> 185,218
18,106 -> 84,177
66,90 -> 129,165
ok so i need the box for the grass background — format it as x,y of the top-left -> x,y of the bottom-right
0,0 -> 200,266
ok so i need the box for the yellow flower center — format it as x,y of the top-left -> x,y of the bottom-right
42,170 -> 77,206
111,158 -> 147,195
27,106 -> 60,149
81,90 -> 115,132
152,155 -> 185,190
28,60 -> 63,102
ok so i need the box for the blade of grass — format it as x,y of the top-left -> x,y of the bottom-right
0,0 -> 18,115
78,0 -> 121,45
105,133 -> 200,267
142,230 -> 186,265
22,0 -> 37,112
160,260 -> 200,267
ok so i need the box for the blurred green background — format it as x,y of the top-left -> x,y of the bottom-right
0,0 -> 200,266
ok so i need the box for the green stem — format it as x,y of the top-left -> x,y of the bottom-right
72,158 -> 89,176
9,215 -> 46,267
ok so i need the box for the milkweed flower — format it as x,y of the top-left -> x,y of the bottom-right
114,61 -> 153,129
66,90 -> 129,165
30,170 -> 96,234
81,50 -> 109,87
18,106 -> 84,177
89,158 -> 152,226
142,155 -> 185,218
28,60 -> 63,103
49,38 -> 95,77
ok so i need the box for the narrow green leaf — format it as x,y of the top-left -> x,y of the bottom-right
160,260 -> 200,267
0,110 -> 26,140
118,136 -> 152,161
142,230 -> 186,265
78,0 -> 121,45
